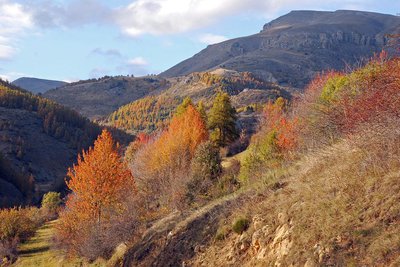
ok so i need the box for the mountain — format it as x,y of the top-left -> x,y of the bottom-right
161,10 -> 400,88
12,77 -> 68,94
44,76 -> 169,120
0,80 -> 132,208
104,69 -> 290,135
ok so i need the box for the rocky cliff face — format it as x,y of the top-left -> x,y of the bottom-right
161,10 -> 400,88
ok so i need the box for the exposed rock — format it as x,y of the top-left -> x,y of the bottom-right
161,10 -> 400,89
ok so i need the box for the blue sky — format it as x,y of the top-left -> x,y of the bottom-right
0,0 -> 399,82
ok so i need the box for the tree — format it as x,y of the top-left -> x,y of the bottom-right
175,97 -> 193,116
208,92 -> 238,147
197,100 -> 207,122
41,192 -> 61,218
57,129 -> 135,257
131,104 -> 209,210
65,129 -> 134,224
187,141 -> 221,204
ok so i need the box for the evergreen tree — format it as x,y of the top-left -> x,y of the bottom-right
208,92 -> 238,147
175,97 -> 193,116
197,100 -> 207,123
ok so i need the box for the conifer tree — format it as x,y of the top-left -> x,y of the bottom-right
208,92 -> 238,147
175,97 -> 193,116
197,100 -> 207,122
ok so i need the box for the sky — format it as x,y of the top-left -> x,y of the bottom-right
0,0 -> 399,82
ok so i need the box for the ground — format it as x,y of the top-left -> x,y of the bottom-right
13,221 -> 106,267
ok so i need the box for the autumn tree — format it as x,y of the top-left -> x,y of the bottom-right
124,132 -> 152,163
131,104 -> 208,210
57,129 -> 135,257
65,129 -> 134,223
208,92 -> 238,147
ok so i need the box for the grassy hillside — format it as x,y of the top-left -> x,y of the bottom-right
14,220 -> 109,267
118,55 -> 400,266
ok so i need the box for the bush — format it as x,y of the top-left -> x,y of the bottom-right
0,207 -> 42,263
41,192 -> 62,219
215,225 -> 230,241
232,217 -> 250,234
217,159 -> 241,196
186,141 -> 222,206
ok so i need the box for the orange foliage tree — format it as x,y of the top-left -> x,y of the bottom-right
131,104 -> 208,210
262,97 -> 298,153
57,129 -> 135,256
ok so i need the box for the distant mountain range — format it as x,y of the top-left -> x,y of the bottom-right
161,10 -> 400,88
12,77 -> 68,94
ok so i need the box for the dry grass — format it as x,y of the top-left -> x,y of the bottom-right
190,121 -> 400,266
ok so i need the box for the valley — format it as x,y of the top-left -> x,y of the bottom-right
1,8 -> 400,267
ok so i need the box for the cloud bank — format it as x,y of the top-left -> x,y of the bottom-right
0,0 -> 378,60
0,0 -> 32,59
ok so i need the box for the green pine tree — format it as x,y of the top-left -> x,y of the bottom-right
175,97 -> 193,116
197,100 -> 207,122
208,92 -> 238,147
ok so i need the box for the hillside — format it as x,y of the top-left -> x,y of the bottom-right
12,77 -> 67,94
44,76 -> 169,120
0,81 -> 132,208
112,56 -> 400,266
161,10 -> 400,88
104,69 -> 290,134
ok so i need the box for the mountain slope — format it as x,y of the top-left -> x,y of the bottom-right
44,76 -> 169,120
0,80 -> 132,208
12,77 -> 67,94
104,69 -> 290,135
161,10 -> 400,88
118,56 -> 400,266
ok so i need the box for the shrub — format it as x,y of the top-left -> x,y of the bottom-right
217,159 -> 241,196
239,130 -> 281,183
41,192 -> 62,219
232,217 -> 250,234
215,225 -> 230,241
0,207 -> 42,263
186,141 -> 222,205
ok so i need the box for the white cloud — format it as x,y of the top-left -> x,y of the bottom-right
0,0 -> 382,62
113,0 -> 375,37
199,34 -> 228,45
116,57 -> 150,76
0,0 -> 33,59
114,0 -> 241,36
127,57 -> 148,66
0,71 -> 29,81
4,0 -> 380,40
27,0 -> 111,28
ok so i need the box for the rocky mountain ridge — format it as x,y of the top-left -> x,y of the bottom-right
161,10 -> 400,88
